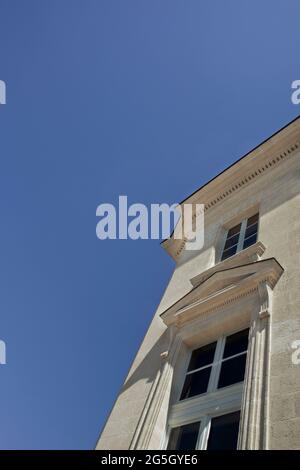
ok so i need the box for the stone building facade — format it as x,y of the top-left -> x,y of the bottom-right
97,117 -> 300,450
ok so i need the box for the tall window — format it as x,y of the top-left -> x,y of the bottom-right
167,329 -> 249,450
221,213 -> 259,261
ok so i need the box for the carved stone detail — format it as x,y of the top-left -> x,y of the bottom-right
130,326 -> 182,450
238,281 -> 272,449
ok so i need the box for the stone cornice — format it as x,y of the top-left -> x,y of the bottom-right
162,117 -> 300,260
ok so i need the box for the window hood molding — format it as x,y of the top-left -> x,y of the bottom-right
160,258 -> 283,328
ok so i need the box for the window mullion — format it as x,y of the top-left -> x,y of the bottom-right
197,416 -> 211,450
220,229 -> 229,261
207,337 -> 225,392
237,218 -> 247,252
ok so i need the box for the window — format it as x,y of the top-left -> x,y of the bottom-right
180,329 -> 249,401
167,329 -> 249,450
167,411 -> 241,450
221,213 -> 259,261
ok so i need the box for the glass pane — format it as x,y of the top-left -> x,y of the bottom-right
243,233 -> 257,249
223,329 -> 249,358
224,233 -> 239,250
167,421 -> 200,450
221,244 -> 238,261
180,367 -> 211,400
247,213 -> 259,227
218,354 -> 247,389
207,411 -> 240,450
188,342 -> 217,371
227,223 -> 241,238
244,222 -> 258,239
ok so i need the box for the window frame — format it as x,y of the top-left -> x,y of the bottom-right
220,213 -> 259,262
166,408 -> 242,450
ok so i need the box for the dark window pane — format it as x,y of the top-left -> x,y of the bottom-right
224,233 -> 239,250
180,367 -> 211,400
247,213 -> 259,227
218,354 -> 247,389
223,329 -> 249,358
167,421 -> 200,450
188,342 -> 217,371
243,233 -> 257,249
207,412 -> 240,450
222,224 -> 241,260
227,223 -> 241,238
221,244 -> 238,261
244,222 -> 258,239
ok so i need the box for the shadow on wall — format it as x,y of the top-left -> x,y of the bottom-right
121,327 -> 172,393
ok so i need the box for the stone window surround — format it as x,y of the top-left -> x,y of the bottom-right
130,258 -> 283,450
162,283 -> 273,450
164,329 -> 248,450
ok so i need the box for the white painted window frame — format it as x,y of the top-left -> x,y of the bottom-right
196,407 -> 241,450
220,214 -> 259,262
165,331 -> 248,450
165,399 -> 242,450
181,334 -> 247,400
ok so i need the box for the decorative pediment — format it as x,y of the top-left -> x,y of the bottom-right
160,258 -> 283,327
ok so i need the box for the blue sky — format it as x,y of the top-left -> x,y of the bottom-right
0,0 -> 299,449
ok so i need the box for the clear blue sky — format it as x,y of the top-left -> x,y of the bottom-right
0,0 -> 299,449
